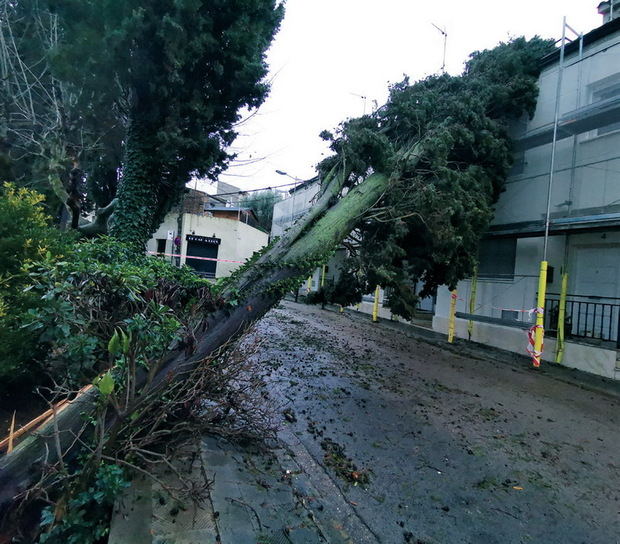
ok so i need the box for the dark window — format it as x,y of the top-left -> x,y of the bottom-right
501,309 -> 519,321
478,238 -> 516,280
156,239 -> 166,256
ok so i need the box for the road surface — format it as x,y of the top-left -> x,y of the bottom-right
246,300 -> 620,544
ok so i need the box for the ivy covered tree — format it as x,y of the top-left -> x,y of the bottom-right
46,0 -> 284,250
316,37 -> 554,318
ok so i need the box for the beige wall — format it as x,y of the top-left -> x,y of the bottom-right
147,212 -> 268,278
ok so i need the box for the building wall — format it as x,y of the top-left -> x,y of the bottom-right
147,213 -> 268,279
432,314 -> 618,379
434,230 -> 620,380
495,30 -> 620,226
148,214 -> 179,260
431,23 -> 620,381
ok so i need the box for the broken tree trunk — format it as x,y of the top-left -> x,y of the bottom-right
0,146 -> 422,523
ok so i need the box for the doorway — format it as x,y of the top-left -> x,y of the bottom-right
186,237 -> 220,278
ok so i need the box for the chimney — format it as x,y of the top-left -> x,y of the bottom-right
598,1 -> 620,23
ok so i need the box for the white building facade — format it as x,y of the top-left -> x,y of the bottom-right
434,11 -> 620,380
148,189 -> 268,279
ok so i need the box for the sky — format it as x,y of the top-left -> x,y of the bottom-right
212,0 -> 603,194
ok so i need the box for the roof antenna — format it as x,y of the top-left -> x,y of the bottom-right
431,23 -> 447,73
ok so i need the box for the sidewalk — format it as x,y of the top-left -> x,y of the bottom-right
110,433 -> 377,543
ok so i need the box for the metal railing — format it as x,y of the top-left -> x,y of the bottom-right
544,293 -> 620,348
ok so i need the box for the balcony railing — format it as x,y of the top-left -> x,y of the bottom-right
544,293 -> 620,348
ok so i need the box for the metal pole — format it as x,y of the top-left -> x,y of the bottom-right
555,269 -> 568,363
372,285 -> 380,323
532,261 -> 548,368
321,264 -> 326,288
448,290 -> 458,343
468,267 -> 478,341
543,17 -> 567,261
431,23 -> 447,73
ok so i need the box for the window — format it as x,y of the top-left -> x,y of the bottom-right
590,75 -> 620,136
478,238 -> 516,280
501,310 -> 519,321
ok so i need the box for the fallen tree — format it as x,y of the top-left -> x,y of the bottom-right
0,36 -> 553,538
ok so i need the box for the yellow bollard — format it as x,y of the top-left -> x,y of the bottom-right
321,265 -> 326,288
468,267 -> 478,341
339,304 -> 344,313
448,289 -> 458,343
372,285 -> 380,323
306,276 -> 312,293
555,269 -> 568,364
532,261 -> 548,368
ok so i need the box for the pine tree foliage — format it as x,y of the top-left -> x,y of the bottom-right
317,37 -> 554,319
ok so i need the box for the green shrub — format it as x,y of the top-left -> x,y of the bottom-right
0,183 -> 68,280
0,183 -> 73,390
38,463 -> 130,544
0,183 -> 220,396
17,237 -> 220,389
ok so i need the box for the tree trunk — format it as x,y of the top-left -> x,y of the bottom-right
108,114 -> 160,252
0,145 -> 422,523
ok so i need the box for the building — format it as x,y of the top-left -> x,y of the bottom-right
271,179 -> 341,292
148,188 -> 269,279
433,5 -> 620,380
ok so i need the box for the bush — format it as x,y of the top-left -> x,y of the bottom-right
0,183 -> 73,390
0,183 -> 69,280
19,237 -> 221,389
0,183 -> 221,394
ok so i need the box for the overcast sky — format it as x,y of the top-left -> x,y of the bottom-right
215,0 -> 603,193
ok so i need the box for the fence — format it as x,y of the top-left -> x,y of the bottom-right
544,293 -> 620,348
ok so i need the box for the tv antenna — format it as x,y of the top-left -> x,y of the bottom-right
431,23 -> 447,73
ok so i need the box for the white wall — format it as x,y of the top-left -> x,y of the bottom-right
147,213 -> 268,278
433,230 -> 620,380
147,215 -> 179,261
433,314 -> 618,380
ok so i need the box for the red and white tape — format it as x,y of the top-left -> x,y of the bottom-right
148,251 -> 244,264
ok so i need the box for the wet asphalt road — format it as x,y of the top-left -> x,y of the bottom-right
244,300 -> 620,544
